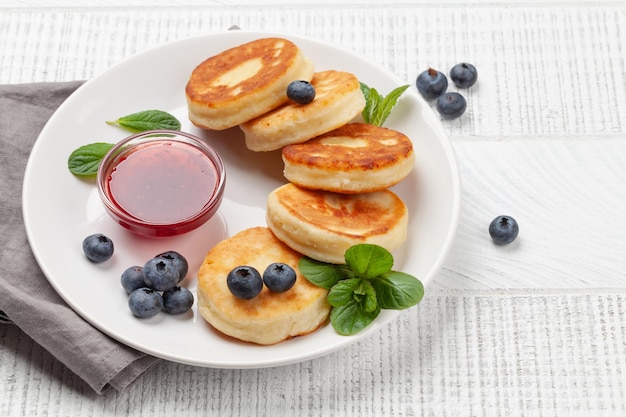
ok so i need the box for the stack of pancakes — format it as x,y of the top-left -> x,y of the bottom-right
189,37 -> 415,344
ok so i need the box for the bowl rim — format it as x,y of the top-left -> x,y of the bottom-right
96,129 -> 226,230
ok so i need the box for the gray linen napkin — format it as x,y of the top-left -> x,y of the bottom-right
0,81 -> 160,394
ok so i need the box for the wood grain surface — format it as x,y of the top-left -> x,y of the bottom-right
1,2 -> 625,416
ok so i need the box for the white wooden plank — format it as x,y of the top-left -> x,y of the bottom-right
435,139 -> 626,290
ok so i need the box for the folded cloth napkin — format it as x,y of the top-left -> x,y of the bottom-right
0,82 -> 160,394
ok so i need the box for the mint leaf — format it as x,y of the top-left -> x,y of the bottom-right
371,84 -> 409,126
106,110 -> 181,132
358,280 -> 378,313
327,278 -> 362,306
299,257 -> 350,290
67,142 -> 114,176
359,82 -> 409,127
330,299 -> 380,336
344,244 -> 393,279
370,271 -> 424,309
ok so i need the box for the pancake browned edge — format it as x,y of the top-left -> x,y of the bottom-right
282,122 -> 415,193
186,37 -> 314,131
196,227 -> 330,345
240,70 -> 365,152
266,183 -> 409,264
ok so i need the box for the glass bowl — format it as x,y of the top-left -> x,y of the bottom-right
97,130 -> 226,238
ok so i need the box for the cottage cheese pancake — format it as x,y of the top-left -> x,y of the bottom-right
197,227 -> 330,345
282,122 -> 415,193
266,183 -> 409,264
241,70 -> 365,151
186,38 -> 314,130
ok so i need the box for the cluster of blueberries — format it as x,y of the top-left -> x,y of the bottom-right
82,234 -> 193,318
120,251 -> 194,318
227,263 -> 297,300
416,63 -> 478,120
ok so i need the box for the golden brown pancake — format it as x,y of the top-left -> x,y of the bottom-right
266,183 -> 409,264
196,227 -> 330,345
282,122 -> 415,193
240,70 -> 365,151
186,38 -> 314,130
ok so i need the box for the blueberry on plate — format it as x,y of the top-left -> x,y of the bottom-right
416,68 -> 448,100
155,250 -> 188,283
162,286 -> 194,315
143,256 -> 179,291
263,262 -> 297,293
121,266 -> 145,294
489,215 -> 519,245
450,62 -> 478,88
287,80 -> 316,104
128,287 -> 163,318
227,266 -> 263,300
82,233 -> 114,263
436,92 -> 467,120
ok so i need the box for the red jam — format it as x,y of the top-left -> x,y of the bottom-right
107,140 -> 217,223
99,135 -> 224,237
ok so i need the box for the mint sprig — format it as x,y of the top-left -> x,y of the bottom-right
106,109 -> 181,132
360,82 -> 409,127
299,244 -> 424,336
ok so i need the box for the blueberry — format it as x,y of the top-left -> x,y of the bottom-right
162,286 -> 194,315
155,251 -> 188,283
450,63 -> 478,88
416,68 -> 448,100
287,80 -> 316,104
263,263 -> 297,293
226,266 -> 263,300
143,257 -> 179,291
436,92 -> 467,120
121,266 -> 145,294
489,215 -> 519,245
82,233 -> 114,263
128,287 -> 163,318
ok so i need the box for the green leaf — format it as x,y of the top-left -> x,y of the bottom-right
359,81 -> 409,127
362,86 -> 381,125
359,82 -> 372,123
298,257 -> 350,290
327,278 -> 362,306
359,280 -> 378,313
344,244 -> 393,279
106,110 -> 181,133
370,271 -> 424,309
330,299 -> 381,336
67,142 -> 114,176
371,84 -> 409,126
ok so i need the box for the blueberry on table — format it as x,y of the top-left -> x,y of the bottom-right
287,80 -> 316,104
121,266 -> 145,294
128,288 -> 163,318
155,250 -> 188,283
436,92 -> 467,120
450,62 -> 478,88
416,68 -> 448,100
143,257 -> 180,291
82,233 -> 114,263
263,263 -> 297,293
489,215 -> 519,245
227,266 -> 263,300
163,286 -> 194,315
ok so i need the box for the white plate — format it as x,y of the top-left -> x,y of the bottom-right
22,31 -> 460,368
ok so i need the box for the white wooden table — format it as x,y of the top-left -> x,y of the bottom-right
1,1 -> 625,415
